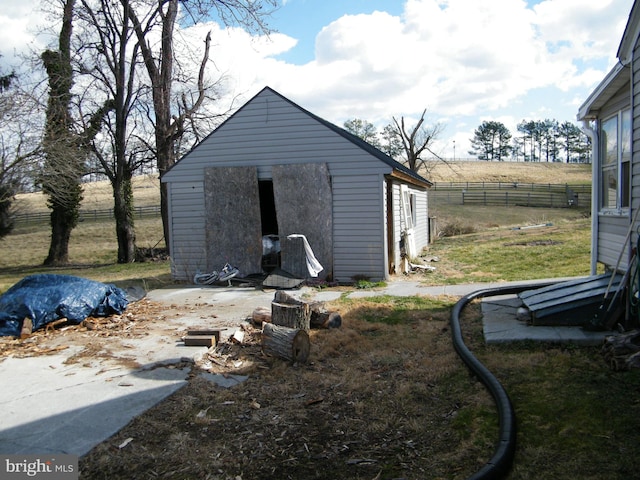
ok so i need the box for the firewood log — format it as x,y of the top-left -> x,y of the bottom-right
252,306 -> 271,326
271,301 -> 311,331
272,290 -> 340,329
261,323 -> 310,363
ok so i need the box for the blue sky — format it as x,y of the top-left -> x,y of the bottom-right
1,0 -> 635,159
269,1 -> 405,64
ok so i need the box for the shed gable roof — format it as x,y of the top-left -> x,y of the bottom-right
166,86 -> 432,187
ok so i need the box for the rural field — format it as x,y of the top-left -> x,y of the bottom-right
4,161 -> 640,479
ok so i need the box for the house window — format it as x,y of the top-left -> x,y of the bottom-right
600,109 -> 630,210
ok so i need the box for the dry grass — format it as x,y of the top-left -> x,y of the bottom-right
12,174 -> 161,215
425,161 -> 591,184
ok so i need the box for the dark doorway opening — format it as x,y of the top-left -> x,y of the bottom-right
259,180 -> 279,272
259,180 -> 278,235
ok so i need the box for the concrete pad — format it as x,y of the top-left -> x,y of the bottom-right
481,293 -> 611,345
0,354 -> 188,456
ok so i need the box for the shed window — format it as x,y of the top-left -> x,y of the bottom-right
600,109 -> 630,211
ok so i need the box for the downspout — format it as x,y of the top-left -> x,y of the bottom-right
581,120 -> 599,275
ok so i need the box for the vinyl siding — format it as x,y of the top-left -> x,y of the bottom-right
167,181 -> 206,280
597,214 -> 630,271
387,181 -> 430,273
164,88 -> 429,282
594,49 -> 632,271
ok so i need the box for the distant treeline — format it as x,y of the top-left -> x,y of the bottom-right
469,119 -> 591,163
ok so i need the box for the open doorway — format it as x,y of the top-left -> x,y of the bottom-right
259,180 -> 279,272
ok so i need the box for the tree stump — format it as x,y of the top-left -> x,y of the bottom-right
271,301 -> 311,331
273,290 -> 340,329
262,323 -> 310,363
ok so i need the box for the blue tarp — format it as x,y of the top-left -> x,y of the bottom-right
0,274 -> 129,337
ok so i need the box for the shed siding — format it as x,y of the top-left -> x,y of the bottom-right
412,184 -> 430,248
164,88 -> 430,282
386,181 -> 430,273
163,91 -> 390,183
167,182 -> 206,280
332,174 -> 386,281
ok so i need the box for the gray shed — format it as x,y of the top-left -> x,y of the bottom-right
162,86 -> 432,284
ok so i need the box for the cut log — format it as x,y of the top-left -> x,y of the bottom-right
252,306 -> 272,326
272,290 -> 340,329
262,323 -> 310,363
273,290 -> 304,306
310,310 -> 342,329
271,301 -> 311,331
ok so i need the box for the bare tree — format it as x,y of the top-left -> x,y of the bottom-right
125,0 -> 276,253
0,74 -> 41,237
392,109 -> 443,174
76,0 -> 150,263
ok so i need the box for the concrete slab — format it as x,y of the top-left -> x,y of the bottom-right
0,354 -> 188,456
481,293 -> 612,345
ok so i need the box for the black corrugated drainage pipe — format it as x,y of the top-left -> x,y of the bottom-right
450,282 -> 558,480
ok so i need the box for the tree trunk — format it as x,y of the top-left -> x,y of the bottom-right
261,323 -> 310,363
113,176 -> 136,263
44,207 -> 73,266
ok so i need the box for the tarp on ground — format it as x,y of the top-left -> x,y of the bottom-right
0,274 -> 128,337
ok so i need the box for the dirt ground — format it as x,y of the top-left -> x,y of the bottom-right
1,290 -> 493,480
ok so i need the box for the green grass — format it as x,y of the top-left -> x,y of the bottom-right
423,213 -> 594,285
337,295 -> 455,325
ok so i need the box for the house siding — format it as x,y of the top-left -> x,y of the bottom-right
163,87 -> 430,283
632,37 -> 640,258
597,214 -> 631,271
595,79 -> 631,271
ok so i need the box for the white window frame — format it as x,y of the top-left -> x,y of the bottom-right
600,108 -> 631,213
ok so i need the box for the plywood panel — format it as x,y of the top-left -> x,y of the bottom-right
272,163 -> 333,280
204,166 -> 263,277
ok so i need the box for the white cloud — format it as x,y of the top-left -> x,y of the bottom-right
0,0 -> 47,71
212,0 -> 631,156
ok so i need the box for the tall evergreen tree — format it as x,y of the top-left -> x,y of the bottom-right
469,121 -> 512,160
343,118 -> 382,149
